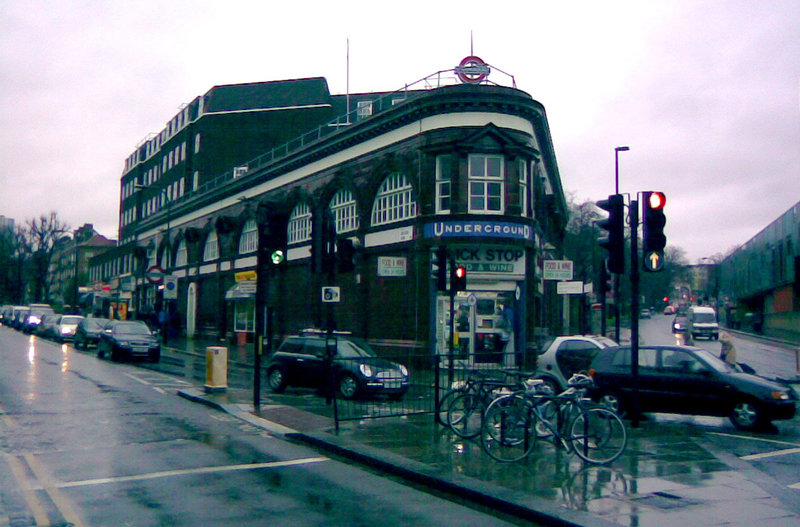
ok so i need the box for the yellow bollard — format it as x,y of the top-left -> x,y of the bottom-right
204,346 -> 228,393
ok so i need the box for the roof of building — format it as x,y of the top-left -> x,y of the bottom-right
203,77 -> 332,113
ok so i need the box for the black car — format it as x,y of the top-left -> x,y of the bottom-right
74,318 -> 111,349
266,331 -> 409,400
589,345 -> 796,430
97,320 -> 161,362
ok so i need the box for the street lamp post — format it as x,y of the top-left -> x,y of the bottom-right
613,146 -> 629,342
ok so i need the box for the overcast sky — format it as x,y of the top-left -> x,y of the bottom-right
1,0 -> 798,263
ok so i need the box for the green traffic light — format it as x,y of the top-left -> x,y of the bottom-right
270,249 -> 285,265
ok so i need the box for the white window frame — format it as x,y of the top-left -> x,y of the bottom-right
288,203 -> 312,244
203,230 -> 219,261
468,154 -> 504,214
175,240 -> 188,267
435,155 -> 452,214
519,159 -> 529,217
371,173 -> 417,226
330,189 -> 359,234
357,100 -> 373,120
238,219 -> 258,254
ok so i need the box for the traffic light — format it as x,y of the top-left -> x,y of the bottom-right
259,205 -> 289,266
431,246 -> 448,291
451,265 -> 467,292
642,191 -> 667,272
337,238 -> 356,273
596,194 -> 625,274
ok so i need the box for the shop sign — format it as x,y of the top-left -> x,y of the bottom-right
120,275 -> 135,292
377,257 -> 407,277
235,270 -> 257,282
557,281 -> 584,295
543,260 -> 573,281
425,220 -> 533,241
451,246 -> 525,276
146,265 -> 165,284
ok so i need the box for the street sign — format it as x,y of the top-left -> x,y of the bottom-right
235,270 -> 257,282
543,260 -> 573,281
321,286 -> 341,303
557,281 -> 584,295
146,265 -> 165,284
163,276 -> 178,299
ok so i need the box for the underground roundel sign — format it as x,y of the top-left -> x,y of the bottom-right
146,265 -> 165,284
455,56 -> 490,84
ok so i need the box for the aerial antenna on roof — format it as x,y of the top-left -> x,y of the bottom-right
470,30 -> 474,55
346,38 -> 351,125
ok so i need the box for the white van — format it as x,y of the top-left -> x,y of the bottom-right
687,306 -> 719,340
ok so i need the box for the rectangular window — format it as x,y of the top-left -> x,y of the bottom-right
435,155 -> 452,214
357,100 -> 373,120
468,154 -> 504,214
194,133 -> 201,154
519,159 -> 529,217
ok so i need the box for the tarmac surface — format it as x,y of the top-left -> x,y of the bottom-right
168,335 -> 800,527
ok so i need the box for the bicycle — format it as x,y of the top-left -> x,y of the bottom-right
481,374 -> 626,464
445,369 -> 534,439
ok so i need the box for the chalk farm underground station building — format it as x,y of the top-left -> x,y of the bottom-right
89,58 -> 569,364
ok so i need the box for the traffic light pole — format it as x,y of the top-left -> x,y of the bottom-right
629,199 -> 641,428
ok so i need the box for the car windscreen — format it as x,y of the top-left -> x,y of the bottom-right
61,316 -> 83,325
694,313 -> 717,323
113,323 -> 152,336
337,338 -> 376,358
84,319 -> 109,330
692,348 -> 736,373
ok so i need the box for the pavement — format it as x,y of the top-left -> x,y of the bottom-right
166,335 -> 800,527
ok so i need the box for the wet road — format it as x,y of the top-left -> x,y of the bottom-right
0,327 -> 523,527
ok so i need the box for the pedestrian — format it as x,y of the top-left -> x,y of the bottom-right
494,304 -> 512,359
719,331 -> 737,366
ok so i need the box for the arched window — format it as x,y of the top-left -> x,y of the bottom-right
330,189 -> 359,234
238,219 -> 257,254
161,246 -> 172,269
288,203 -> 312,244
371,173 -> 417,226
203,230 -> 219,261
175,240 -> 188,267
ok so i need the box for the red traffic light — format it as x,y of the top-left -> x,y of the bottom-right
455,266 -> 466,278
647,191 -> 666,210
663,296 -> 670,302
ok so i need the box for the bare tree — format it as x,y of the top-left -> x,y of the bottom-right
24,212 -> 70,302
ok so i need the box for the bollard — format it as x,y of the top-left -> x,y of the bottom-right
204,346 -> 228,393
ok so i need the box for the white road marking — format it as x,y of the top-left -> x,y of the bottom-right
25,456 -> 329,490
789,482 -> 800,490
739,448 -> 800,461
709,431 -> 800,448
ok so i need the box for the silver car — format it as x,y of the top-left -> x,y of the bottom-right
534,335 -> 617,394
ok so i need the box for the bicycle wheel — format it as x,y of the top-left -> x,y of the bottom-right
437,388 -> 465,425
481,395 -> 536,462
447,393 -> 484,438
567,407 -> 627,464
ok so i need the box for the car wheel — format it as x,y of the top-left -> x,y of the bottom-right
149,351 -> 161,363
97,344 -> 105,359
337,374 -> 359,400
598,392 -> 625,416
110,346 -> 121,362
730,400 -> 764,431
267,367 -> 287,393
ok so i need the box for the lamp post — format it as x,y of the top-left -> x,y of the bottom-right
614,146 -> 629,195
613,146 -> 629,342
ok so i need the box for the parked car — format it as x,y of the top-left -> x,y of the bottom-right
97,320 -> 160,362
36,313 -> 62,339
22,305 -> 55,334
687,306 -> 719,340
74,318 -> 111,349
663,305 -> 677,315
11,306 -> 29,330
0,305 -> 12,325
54,315 -> 84,342
640,308 -> 652,319
588,345 -> 797,430
534,335 -> 618,394
266,330 -> 409,400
